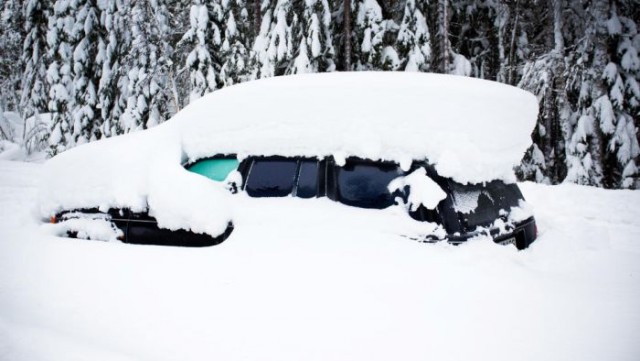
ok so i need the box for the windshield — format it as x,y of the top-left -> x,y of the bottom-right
186,158 -> 239,182
449,180 -> 524,229
336,161 -> 404,209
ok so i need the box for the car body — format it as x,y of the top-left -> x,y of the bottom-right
42,72 -> 539,250
53,154 -> 537,249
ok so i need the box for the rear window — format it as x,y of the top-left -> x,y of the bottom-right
336,160 -> 404,209
449,181 -> 524,228
186,158 -> 239,181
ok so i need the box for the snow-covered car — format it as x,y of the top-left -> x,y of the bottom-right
40,72 -> 539,249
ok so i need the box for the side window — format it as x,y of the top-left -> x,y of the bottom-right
295,160 -> 320,198
335,160 -> 404,209
186,157 -> 239,182
245,158 -> 298,197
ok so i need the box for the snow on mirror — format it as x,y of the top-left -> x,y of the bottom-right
388,168 -> 447,211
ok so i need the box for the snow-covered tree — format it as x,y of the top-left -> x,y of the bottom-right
218,0 -> 252,85
251,0 -> 295,78
600,0 -> 640,188
289,0 -> 335,74
0,0 -> 25,113
395,0 -> 430,72
517,0 -> 569,184
427,0 -> 471,76
20,0 -> 50,120
98,0 -> 129,137
46,0 -> 75,155
354,0 -> 398,70
69,0 -> 104,145
565,0 -> 614,187
121,0 -> 173,131
181,0 -> 222,101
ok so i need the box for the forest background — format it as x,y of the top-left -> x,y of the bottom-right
0,0 -> 638,188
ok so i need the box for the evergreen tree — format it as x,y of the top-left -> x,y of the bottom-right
251,0 -> 295,78
21,0 -> 50,120
289,0 -> 335,74
428,0 -> 471,75
219,0 -> 252,84
354,0 -> 398,70
181,0 -> 222,100
122,0 -> 173,131
565,0 -> 612,187
20,0 -> 50,152
0,0 -> 25,113
69,0 -> 104,145
517,0 -> 568,184
98,0 -> 129,137
395,0 -> 430,72
46,0 -> 75,155
600,0 -> 640,188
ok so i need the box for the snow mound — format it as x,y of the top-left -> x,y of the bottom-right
40,72 -> 537,236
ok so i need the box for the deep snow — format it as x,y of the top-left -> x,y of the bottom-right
1,160 -> 639,361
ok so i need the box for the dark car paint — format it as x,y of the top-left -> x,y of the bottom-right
57,208 -> 233,247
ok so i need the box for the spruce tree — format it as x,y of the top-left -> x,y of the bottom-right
219,0 -> 252,85
600,0 -> 640,188
98,0 -> 129,137
395,0 -> 430,72
251,0 -> 294,78
46,0 -> 75,155
289,0 -> 335,74
20,0 -> 50,152
122,0 -> 173,131
354,0 -> 398,70
181,0 -> 222,100
21,0 -> 50,119
0,0 -> 25,114
69,0 -> 104,145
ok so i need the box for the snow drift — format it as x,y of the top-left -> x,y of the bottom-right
40,72 -> 538,236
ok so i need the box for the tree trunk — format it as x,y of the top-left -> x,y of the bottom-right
343,0 -> 352,71
438,0 -> 449,73
589,0 -> 610,186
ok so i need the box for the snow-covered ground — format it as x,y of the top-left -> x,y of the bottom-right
1,159 -> 639,361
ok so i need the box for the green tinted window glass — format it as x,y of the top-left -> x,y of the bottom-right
187,158 -> 239,182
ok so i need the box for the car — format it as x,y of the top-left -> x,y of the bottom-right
50,153 -> 537,249
42,72 -> 539,249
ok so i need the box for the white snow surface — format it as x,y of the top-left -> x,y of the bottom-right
2,160 -> 640,361
40,73 -> 537,236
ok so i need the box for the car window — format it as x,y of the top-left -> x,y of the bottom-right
295,160 -> 319,198
245,158 -> 298,197
186,158 -> 239,182
336,160 -> 404,209
450,180 -> 524,228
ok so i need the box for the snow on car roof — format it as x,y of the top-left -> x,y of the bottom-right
40,72 -> 537,236
178,72 -> 538,181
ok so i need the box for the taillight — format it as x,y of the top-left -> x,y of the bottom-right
50,215 -> 57,224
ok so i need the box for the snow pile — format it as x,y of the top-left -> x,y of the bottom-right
40,72 -> 537,236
